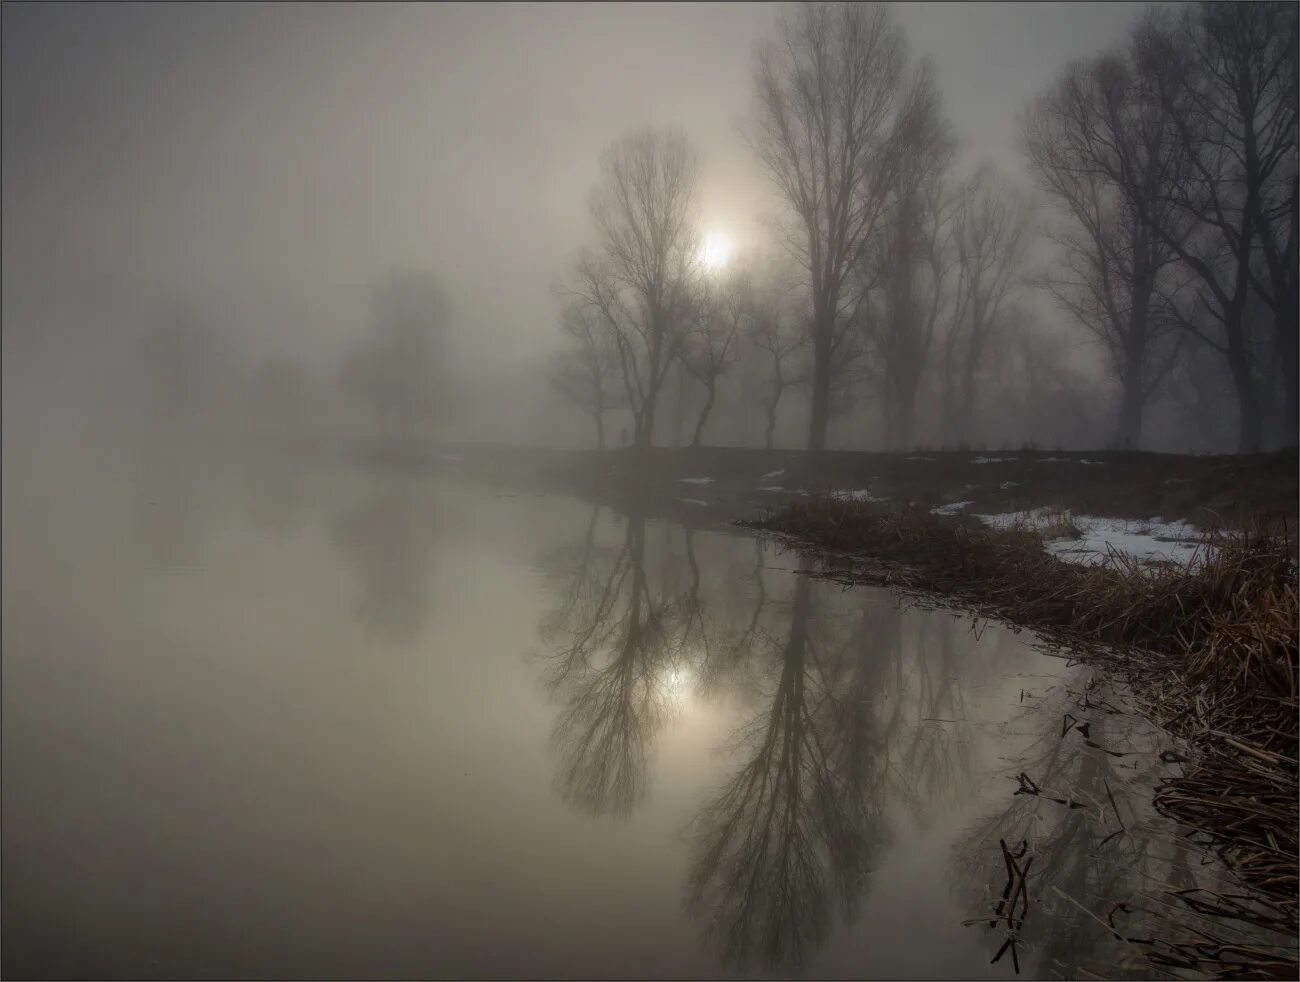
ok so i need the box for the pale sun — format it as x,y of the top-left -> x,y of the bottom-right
700,230 -> 732,271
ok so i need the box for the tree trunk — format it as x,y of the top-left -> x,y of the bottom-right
894,378 -> 918,452
690,382 -> 716,449
764,405 -> 777,451
1114,272 -> 1151,452
595,411 -> 606,451
807,310 -> 832,451
939,358 -> 957,446
958,360 -> 979,445
1276,304 -> 1298,446
1113,362 -> 1143,452
633,403 -> 653,451
1226,334 -> 1263,453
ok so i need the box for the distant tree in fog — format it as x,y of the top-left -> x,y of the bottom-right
549,301 -> 624,450
567,128 -> 702,451
1116,4 -> 1296,451
940,167 -> 1032,445
752,1 -> 911,451
860,60 -> 957,451
340,271 -> 445,442
682,273 -> 743,448
744,280 -> 807,451
996,315 -> 1105,449
1023,31 -> 1195,451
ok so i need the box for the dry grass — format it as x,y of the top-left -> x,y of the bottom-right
740,499 -> 1299,929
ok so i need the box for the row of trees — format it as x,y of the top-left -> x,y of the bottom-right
551,2 -> 1297,453
1024,1 -> 1297,452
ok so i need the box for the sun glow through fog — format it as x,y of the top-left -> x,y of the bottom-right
700,230 -> 732,271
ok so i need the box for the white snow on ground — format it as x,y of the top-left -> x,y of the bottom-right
677,477 -> 714,485
1078,459 -> 1105,466
906,456 -> 936,461
971,456 -> 1009,464
1000,481 -> 1019,489
830,488 -> 888,503
1035,457 -> 1068,462
758,469 -> 785,482
757,486 -> 785,492
931,500 -> 975,515
974,507 -> 1214,568
679,498 -> 709,506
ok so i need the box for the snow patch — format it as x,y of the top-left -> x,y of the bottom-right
679,498 -> 709,507
1078,459 -> 1106,466
971,456 -> 1009,464
931,500 -> 975,516
757,486 -> 785,493
1000,481 -> 1019,489
677,477 -> 714,485
906,456 -> 936,461
758,469 -> 785,482
974,508 -> 1213,569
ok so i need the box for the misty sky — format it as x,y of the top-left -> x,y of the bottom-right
4,1 -> 1152,426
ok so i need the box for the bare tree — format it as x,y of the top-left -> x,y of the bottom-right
567,128 -> 701,451
548,301 -> 624,450
745,283 -> 807,451
751,1 -> 910,450
339,271 -> 445,443
940,167 -> 1032,445
681,274 -> 743,448
1022,45 -> 1192,450
863,60 -> 956,450
1121,4 -> 1297,451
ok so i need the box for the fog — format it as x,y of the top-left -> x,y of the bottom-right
6,6 -> 1297,979
3,2 -> 1293,455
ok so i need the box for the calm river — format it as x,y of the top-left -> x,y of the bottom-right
2,438 -> 1254,979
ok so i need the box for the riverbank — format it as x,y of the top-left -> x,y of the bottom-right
539,445 -> 1298,976
542,445 -> 1299,535
741,495 -> 1297,976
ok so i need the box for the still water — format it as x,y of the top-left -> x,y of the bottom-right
0,441 -> 1251,979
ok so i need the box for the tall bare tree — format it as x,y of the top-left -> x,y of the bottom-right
548,301 -> 624,450
568,129 -> 701,451
744,281 -> 807,451
940,167 -> 1032,445
681,274 -> 742,448
1121,4 -> 1297,451
752,1 -> 909,450
864,60 -> 956,450
1022,45 -> 1191,450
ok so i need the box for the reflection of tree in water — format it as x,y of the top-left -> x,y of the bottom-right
685,570 -> 882,972
331,480 -> 438,644
536,516 -> 1085,974
540,511 -> 697,817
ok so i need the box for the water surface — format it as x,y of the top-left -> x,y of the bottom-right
2,440 -> 1256,979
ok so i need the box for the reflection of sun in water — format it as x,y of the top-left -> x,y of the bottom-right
661,663 -> 694,706
700,230 -> 732,271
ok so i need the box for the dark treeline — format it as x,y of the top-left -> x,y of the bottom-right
549,2 -> 1297,454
